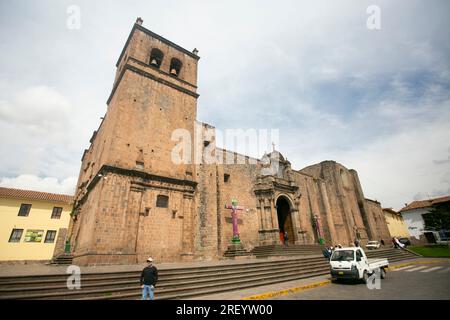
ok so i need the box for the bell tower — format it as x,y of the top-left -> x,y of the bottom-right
108,17 -> 200,178
69,18 -> 200,265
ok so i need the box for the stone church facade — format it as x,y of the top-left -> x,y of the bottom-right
68,19 -> 391,265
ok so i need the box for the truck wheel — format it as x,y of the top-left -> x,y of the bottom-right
380,268 -> 386,279
362,271 -> 369,284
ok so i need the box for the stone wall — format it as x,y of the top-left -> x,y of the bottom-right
298,161 -> 391,247
216,155 -> 260,253
52,228 -> 68,258
364,199 -> 392,244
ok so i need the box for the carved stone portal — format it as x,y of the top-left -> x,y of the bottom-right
255,151 -> 301,246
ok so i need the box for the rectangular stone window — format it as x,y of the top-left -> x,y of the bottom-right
9,229 -> 23,243
156,195 -> 169,208
18,204 -> 32,217
51,207 -> 63,219
224,174 -> 230,183
45,230 -> 57,243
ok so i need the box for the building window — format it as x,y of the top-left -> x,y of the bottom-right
156,195 -> 169,208
44,230 -> 57,243
18,204 -> 32,217
24,230 -> 44,243
224,174 -> 230,183
51,207 -> 63,219
169,58 -> 182,77
9,229 -> 23,243
150,48 -> 164,69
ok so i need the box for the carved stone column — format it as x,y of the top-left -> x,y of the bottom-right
180,192 -> 195,260
130,184 -> 144,263
319,181 -> 338,245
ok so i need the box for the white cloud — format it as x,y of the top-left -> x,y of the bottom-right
0,0 -> 449,211
0,86 -> 82,179
0,86 -> 70,129
285,95 -> 450,210
0,175 -> 77,195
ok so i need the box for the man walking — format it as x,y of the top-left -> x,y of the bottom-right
141,257 -> 158,300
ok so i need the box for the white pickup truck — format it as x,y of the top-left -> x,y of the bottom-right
329,247 -> 389,283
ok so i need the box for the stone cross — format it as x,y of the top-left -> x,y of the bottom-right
225,199 -> 244,244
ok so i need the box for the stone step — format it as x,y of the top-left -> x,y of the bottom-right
0,263 -> 330,300
251,245 -> 325,258
0,260 -> 328,292
50,254 -> 74,265
0,256 -> 326,288
0,248 -> 418,300
0,256 -> 326,284
102,270 -> 332,300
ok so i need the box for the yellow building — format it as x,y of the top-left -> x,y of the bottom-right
0,187 -> 73,262
383,208 -> 410,238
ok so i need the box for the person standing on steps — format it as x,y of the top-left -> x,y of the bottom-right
284,231 -> 289,246
141,257 -> 158,300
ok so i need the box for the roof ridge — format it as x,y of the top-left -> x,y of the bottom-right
0,187 -> 74,204
399,195 -> 450,212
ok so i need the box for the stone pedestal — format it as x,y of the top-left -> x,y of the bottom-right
223,243 -> 251,259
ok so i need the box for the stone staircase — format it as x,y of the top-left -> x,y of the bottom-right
251,244 -> 325,257
50,254 -> 74,265
0,248 -> 418,300
366,247 -> 421,263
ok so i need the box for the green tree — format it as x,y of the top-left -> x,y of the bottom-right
423,202 -> 450,231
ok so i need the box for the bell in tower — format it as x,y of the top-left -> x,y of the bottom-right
169,58 -> 182,77
149,48 -> 164,69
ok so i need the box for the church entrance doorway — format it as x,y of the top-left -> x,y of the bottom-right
276,196 -> 294,245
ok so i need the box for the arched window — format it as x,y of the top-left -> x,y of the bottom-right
169,58 -> 182,77
150,48 -> 164,69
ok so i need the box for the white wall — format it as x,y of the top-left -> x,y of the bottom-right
401,208 -> 429,239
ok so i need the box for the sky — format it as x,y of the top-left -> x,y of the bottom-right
0,0 -> 449,211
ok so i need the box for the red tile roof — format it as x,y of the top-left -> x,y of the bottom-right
0,187 -> 74,204
399,195 -> 450,212
383,208 -> 402,216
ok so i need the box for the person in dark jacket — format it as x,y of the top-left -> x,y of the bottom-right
322,248 -> 331,260
284,232 -> 289,246
141,257 -> 158,300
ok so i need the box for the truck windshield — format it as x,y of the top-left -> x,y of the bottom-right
331,250 -> 354,262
